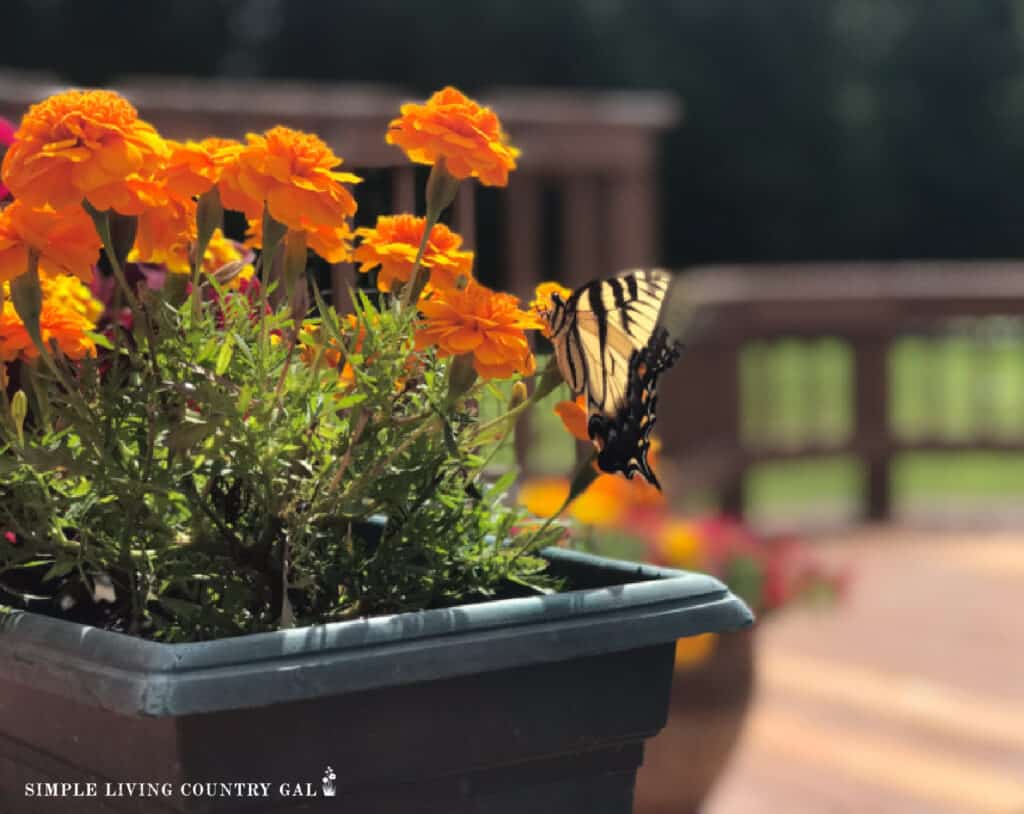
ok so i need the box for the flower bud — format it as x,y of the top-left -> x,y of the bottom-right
10,389 -> 27,445
10,255 -> 43,352
425,159 -> 460,221
509,381 -> 528,410
194,187 -> 224,272
446,353 -> 478,405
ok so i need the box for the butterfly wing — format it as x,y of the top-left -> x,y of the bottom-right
545,269 -> 682,487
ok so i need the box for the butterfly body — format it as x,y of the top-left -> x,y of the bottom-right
540,269 -> 683,488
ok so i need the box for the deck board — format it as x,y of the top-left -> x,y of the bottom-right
704,528 -> 1024,814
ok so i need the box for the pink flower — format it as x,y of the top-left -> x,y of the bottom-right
0,117 -> 15,200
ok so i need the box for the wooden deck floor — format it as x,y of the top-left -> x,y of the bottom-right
704,527 -> 1024,814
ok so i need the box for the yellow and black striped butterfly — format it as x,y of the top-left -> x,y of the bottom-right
539,269 -> 683,489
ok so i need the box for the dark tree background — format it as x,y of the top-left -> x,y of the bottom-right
4,0 -> 1024,268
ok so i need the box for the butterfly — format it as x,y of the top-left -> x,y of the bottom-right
538,269 -> 683,489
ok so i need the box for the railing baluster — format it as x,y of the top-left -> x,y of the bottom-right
854,338 -> 891,520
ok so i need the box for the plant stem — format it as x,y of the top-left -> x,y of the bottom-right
398,209 -> 439,311
473,357 -> 560,438
327,409 -> 369,495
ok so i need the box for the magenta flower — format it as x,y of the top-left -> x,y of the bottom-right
0,116 -> 15,200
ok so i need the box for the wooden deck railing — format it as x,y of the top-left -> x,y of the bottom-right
660,263 -> 1024,520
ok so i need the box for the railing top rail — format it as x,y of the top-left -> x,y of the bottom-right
677,262 -> 1024,341
681,261 -> 1024,305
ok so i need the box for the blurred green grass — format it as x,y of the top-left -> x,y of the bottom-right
741,327 -> 1024,523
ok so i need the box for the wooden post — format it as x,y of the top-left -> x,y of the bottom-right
453,184 -> 476,249
562,175 -> 606,288
330,263 -> 355,312
854,338 -> 891,520
506,174 -> 544,471
607,170 -> 656,272
716,343 -> 745,517
392,166 -> 416,213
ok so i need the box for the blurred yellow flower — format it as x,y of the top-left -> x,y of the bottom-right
386,87 -> 519,187
517,471 -> 630,528
1,89 -> 166,214
0,201 -> 101,285
674,633 -> 717,670
658,519 -> 705,571
415,280 -> 541,379
0,272 -> 101,362
517,477 -> 569,519
353,214 -> 473,293
202,229 -> 254,287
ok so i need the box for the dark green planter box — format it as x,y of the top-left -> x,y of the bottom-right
0,549 -> 751,813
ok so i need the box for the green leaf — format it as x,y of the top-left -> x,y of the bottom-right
159,597 -> 202,619
166,420 -> 217,451
86,331 -> 115,350
334,393 -> 367,410
484,470 -> 518,506
42,560 -> 77,582
215,335 -> 235,375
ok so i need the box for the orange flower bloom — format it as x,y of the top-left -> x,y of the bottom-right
415,280 -> 541,379
353,215 -> 473,293
298,319 -> 354,387
164,137 -> 242,199
245,216 -> 352,264
386,87 -> 519,187
1,90 -> 166,214
530,280 -> 573,337
128,179 -> 196,271
218,127 -> 360,232
0,272 -> 101,362
554,395 -> 589,442
0,201 -> 100,285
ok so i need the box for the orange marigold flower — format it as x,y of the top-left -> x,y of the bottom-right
298,315 -> 373,390
218,126 -> 360,232
530,280 -> 573,337
1,89 -> 166,214
0,201 -> 100,284
245,216 -> 352,265
128,179 -> 196,271
554,395 -> 589,442
415,280 -> 541,379
386,87 -> 519,187
353,214 -> 473,293
0,272 -> 101,362
164,137 -> 242,199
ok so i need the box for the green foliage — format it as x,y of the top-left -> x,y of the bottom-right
0,273 -> 562,642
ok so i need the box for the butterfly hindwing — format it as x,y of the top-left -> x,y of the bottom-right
587,327 -> 681,487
